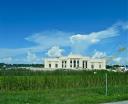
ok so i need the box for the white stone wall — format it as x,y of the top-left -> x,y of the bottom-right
44,55 -> 106,70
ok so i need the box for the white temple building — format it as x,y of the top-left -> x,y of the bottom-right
44,54 -> 106,70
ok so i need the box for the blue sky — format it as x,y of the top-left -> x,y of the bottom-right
0,0 -> 128,64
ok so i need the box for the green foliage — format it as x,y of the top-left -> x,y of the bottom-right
0,69 -> 127,93
0,89 -> 128,104
0,63 -> 44,68
0,69 -> 127,103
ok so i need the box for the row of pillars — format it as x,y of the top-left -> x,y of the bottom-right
62,60 -> 88,68
70,60 -> 88,68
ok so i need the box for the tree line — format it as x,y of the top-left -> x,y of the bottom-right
0,63 -> 44,68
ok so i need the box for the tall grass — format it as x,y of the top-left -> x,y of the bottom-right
0,68 -> 128,95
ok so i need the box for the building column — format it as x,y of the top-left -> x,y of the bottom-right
79,59 -> 82,68
73,59 -> 76,68
72,59 -> 74,68
71,59 -> 73,69
67,59 -> 70,69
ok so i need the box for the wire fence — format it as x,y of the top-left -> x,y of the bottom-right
0,68 -> 128,96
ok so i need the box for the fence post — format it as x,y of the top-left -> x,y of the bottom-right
105,73 -> 108,96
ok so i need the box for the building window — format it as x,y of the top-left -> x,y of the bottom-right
70,64 -> 72,68
82,61 -> 87,68
77,60 -> 79,64
65,61 -> 67,68
99,64 -> 101,68
74,60 -> 76,68
55,64 -> 58,68
85,61 -> 87,68
82,61 -> 84,68
77,60 -> 79,68
70,60 -> 72,63
62,61 -> 66,68
77,64 -> 79,68
62,61 -> 64,68
70,60 -> 72,68
91,64 -> 94,69
49,64 -> 51,68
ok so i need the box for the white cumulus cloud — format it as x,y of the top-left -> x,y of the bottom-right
70,26 -> 118,44
0,21 -> 127,64
92,51 -> 106,58
25,30 -> 71,47
46,46 -> 64,57
26,50 -> 40,64
69,22 -> 128,54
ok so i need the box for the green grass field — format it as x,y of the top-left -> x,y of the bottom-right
0,69 -> 128,104
0,88 -> 128,104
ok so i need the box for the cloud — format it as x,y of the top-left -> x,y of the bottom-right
25,30 -> 71,47
92,51 -> 106,58
70,26 -> 119,44
113,57 -> 122,63
0,46 -> 47,59
69,21 -> 128,54
122,23 -> 128,30
0,57 -> 12,64
0,30 -> 71,63
26,50 -> 40,64
70,24 -> 120,54
117,21 -> 128,30
0,21 -> 127,64
46,46 -> 64,57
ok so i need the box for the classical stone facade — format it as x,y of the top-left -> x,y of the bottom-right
44,54 -> 106,70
